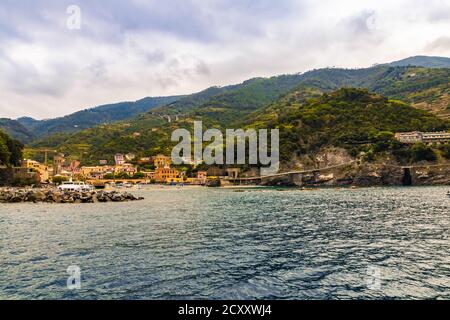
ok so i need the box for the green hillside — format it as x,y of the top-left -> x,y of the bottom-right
27,56 -> 449,165
0,130 -> 23,167
154,65 -> 449,126
15,95 -> 184,139
245,88 -> 449,164
31,88 -> 450,166
0,118 -> 35,144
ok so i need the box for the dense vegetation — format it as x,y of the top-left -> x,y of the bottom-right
0,118 -> 35,143
0,130 -> 24,167
24,56 -> 450,166
246,88 -> 449,164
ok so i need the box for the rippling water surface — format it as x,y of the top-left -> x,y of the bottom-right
0,186 -> 449,299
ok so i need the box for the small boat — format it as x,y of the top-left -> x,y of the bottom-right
58,181 -> 94,192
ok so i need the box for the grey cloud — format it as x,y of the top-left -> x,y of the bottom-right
0,0 -> 449,119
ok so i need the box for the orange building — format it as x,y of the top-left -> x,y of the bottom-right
153,154 -> 182,183
154,167 -> 181,183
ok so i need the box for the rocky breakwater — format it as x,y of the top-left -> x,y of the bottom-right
0,188 -> 144,204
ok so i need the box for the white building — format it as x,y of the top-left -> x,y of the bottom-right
395,131 -> 450,145
114,154 -> 125,165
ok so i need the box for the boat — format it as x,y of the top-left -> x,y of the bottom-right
58,181 -> 94,192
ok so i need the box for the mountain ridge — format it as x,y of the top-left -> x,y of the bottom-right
3,55 -> 449,145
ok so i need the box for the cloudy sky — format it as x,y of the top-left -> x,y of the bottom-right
0,0 -> 449,119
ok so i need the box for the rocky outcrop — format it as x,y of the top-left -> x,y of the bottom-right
258,163 -> 450,187
0,189 -> 144,204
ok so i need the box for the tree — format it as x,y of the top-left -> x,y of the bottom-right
411,143 -> 437,162
52,176 -> 69,185
132,172 -> 145,179
439,144 -> 450,159
103,173 -> 114,179
7,139 -> 24,166
0,130 -> 23,167
0,139 -> 10,165
115,172 -> 130,179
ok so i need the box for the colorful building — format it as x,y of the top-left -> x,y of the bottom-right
22,159 -> 50,183
154,154 -> 171,169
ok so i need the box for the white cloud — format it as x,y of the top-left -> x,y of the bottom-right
0,0 -> 449,119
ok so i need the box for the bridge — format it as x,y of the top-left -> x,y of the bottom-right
86,179 -> 149,186
225,161 -> 358,183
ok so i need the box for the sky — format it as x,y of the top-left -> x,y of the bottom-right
0,0 -> 449,119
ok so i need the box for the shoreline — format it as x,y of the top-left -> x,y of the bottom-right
0,188 -> 144,204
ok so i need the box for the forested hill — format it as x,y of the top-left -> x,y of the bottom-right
243,88 -> 449,164
0,130 -> 23,167
0,118 -> 34,144
388,56 -> 450,68
6,55 -> 449,144
14,95 -> 184,139
30,88 -> 450,166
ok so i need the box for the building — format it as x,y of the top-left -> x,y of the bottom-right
80,166 -> 114,179
422,132 -> 450,144
394,132 -> 423,144
114,163 -> 137,175
154,167 -> 181,183
196,171 -> 208,184
154,154 -> 171,168
152,154 -> 183,183
53,153 -> 65,176
22,159 -> 50,183
114,153 -> 125,165
395,131 -> 450,145
141,171 -> 155,180
0,167 -> 40,185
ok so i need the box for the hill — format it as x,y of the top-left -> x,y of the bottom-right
15,95 -> 184,139
244,88 -> 449,165
17,55 -> 449,143
27,56 -> 449,164
0,118 -> 35,143
149,64 -> 449,128
388,56 -> 450,68
31,88 -> 450,167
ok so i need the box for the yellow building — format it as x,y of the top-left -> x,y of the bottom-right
80,166 -> 113,179
22,159 -> 50,183
154,154 -> 171,169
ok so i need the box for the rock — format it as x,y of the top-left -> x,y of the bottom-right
0,188 -> 144,204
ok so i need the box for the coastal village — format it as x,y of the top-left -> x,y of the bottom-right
3,153 -> 211,186
1,130 -> 450,187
